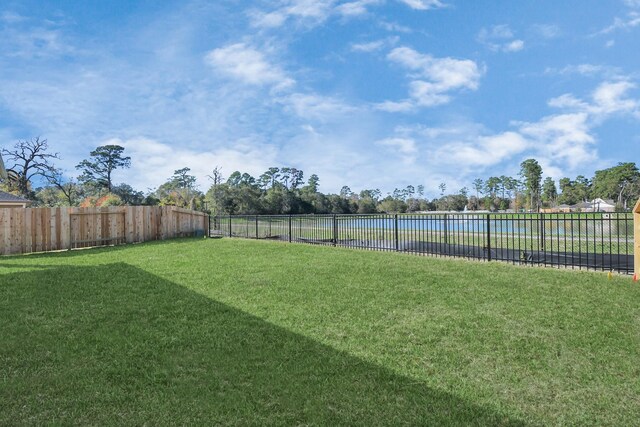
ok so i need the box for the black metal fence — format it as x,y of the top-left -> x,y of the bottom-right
210,213 -> 635,274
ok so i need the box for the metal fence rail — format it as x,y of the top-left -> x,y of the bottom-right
210,213 -> 634,274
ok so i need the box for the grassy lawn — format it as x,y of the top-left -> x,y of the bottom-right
1,238 -> 639,425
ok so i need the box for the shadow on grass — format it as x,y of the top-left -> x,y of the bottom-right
0,263 -> 525,426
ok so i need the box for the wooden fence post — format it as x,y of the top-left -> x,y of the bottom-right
634,199 -> 640,278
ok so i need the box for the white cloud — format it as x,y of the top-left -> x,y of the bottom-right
249,10 -> 288,28
350,36 -> 398,52
249,0 -> 339,28
518,113 -> 596,169
515,80 -> 639,171
547,94 -> 590,110
280,127 -> 384,193
379,77 -> 639,182
1,11 -> 26,23
378,20 -> 413,33
443,132 -> 529,167
481,24 -> 514,39
387,48 -> 480,89
351,40 -> 385,52
394,124 -> 529,170
596,11 -> 640,35
205,43 -> 295,90
545,64 -> 614,77
504,39 -> 524,52
517,80 -> 639,171
250,0 -> 444,30
0,12 -> 79,60
407,81 -> 452,106
379,46 -> 482,110
375,100 -> 415,112
0,25 -> 75,59
477,25 -> 525,52
376,137 -> 418,164
591,80 -> 639,114
397,0 -> 446,10
548,80 -> 639,117
371,123 -> 528,191
286,0 -> 335,18
336,0 -> 382,16
117,137 -> 279,191
530,24 -> 561,39
279,93 -> 358,121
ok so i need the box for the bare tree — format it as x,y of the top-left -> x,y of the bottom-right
2,137 -> 60,198
207,166 -> 224,186
43,167 -> 82,206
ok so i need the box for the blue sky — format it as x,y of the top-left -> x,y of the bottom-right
1,0 -> 639,196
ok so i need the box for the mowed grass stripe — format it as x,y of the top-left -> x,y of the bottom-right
1,238 -> 639,425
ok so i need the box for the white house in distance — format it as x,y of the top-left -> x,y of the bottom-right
586,198 -> 616,212
541,198 -> 617,213
0,190 -> 32,208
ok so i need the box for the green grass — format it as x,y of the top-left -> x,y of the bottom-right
1,238 -> 639,425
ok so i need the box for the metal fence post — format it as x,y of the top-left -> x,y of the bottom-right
333,214 -> 337,246
539,212 -> 545,253
228,215 -> 232,237
394,214 -> 399,251
255,215 -> 259,239
444,213 -> 448,245
634,199 -> 640,278
486,214 -> 491,261
288,214 -> 292,243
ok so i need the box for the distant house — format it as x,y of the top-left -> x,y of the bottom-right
541,199 -> 617,213
588,198 -> 616,212
572,201 -> 593,211
0,190 -> 31,208
541,204 -> 573,213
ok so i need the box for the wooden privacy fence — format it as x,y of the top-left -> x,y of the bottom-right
0,206 -> 208,255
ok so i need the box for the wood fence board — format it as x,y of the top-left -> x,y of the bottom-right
10,209 -> 19,254
55,208 -> 61,250
60,208 -> 70,250
0,206 -> 207,255
125,206 -> 134,243
69,207 -> 77,249
45,208 -> 52,251
49,208 -> 56,252
24,208 -> 32,253
145,206 -> 151,240
1,209 -> 8,254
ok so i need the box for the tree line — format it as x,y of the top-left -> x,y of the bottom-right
1,138 -> 639,214
470,160 -> 640,212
